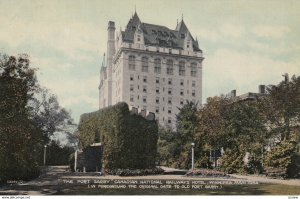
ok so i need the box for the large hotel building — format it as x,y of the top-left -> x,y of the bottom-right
99,12 -> 204,128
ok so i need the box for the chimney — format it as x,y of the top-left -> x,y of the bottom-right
259,85 -> 266,94
231,90 -> 236,98
107,21 -> 116,70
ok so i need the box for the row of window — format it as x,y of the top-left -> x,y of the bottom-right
130,85 -> 196,97
129,94 -> 194,106
130,75 -> 197,87
128,55 -> 198,77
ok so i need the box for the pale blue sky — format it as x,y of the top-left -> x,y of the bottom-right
1,0 -> 300,123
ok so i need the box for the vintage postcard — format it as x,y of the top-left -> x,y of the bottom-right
0,0 -> 300,198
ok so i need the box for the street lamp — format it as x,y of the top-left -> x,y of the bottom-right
43,145 -> 47,166
191,142 -> 195,171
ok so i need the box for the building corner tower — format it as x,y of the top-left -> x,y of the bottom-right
106,21 -> 116,106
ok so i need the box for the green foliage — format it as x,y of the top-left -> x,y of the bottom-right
78,102 -> 158,169
45,140 -> 75,165
220,149 -> 245,174
264,140 -> 300,178
29,88 -> 75,135
196,155 -> 212,169
157,101 -> 200,170
196,97 -> 228,150
259,75 -> 300,141
0,54 -> 42,182
105,168 -> 164,176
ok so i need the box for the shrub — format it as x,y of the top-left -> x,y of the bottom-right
186,169 -> 227,177
220,149 -> 244,174
105,168 -> 164,176
264,140 -> 300,178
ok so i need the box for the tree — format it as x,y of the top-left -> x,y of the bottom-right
157,126 -> 182,167
0,54 -> 42,182
259,75 -> 300,141
195,96 -> 228,167
45,140 -> 75,165
259,74 -> 300,177
28,87 -> 76,142
221,99 -> 267,173
175,101 -> 199,169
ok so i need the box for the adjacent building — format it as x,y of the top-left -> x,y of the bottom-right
99,12 -> 204,128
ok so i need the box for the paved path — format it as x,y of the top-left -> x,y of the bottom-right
1,166 -> 300,195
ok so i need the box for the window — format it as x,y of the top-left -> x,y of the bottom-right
180,99 -> 184,105
168,78 -> 172,85
192,90 -> 196,97
143,96 -> 147,103
168,108 -> 172,114
168,118 -> 172,124
137,36 -> 141,42
143,86 -> 147,93
154,58 -> 161,74
156,87 -> 160,94
168,97 -> 172,104
180,79 -> 184,86
130,74 -> 134,81
180,89 -> 184,96
156,77 -> 160,84
143,76 -> 147,83
167,59 -> 173,75
192,80 -> 196,87
130,95 -> 134,102
155,107 -> 159,113
129,55 -> 135,70
168,88 -> 172,95
191,62 -> 197,77
156,97 -> 160,104
142,57 -> 148,72
179,61 -> 185,76
130,84 -> 134,92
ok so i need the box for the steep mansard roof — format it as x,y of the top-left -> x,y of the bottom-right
121,12 -> 202,52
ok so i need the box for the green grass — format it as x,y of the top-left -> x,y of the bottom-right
56,183 -> 300,195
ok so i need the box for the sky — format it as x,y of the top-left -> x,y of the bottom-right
1,0 -> 300,123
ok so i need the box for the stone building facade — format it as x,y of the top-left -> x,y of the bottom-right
99,12 -> 204,128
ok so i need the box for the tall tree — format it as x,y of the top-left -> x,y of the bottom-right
0,54 -> 42,182
259,75 -> 300,141
259,74 -> 300,177
175,101 -> 199,169
195,96 -> 228,167
28,87 -> 76,145
196,97 -> 227,151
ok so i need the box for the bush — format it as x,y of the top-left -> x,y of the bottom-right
246,156 -> 264,174
264,140 -> 300,178
220,149 -> 244,174
186,169 -> 227,177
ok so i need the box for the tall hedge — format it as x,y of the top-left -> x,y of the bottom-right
78,102 -> 158,169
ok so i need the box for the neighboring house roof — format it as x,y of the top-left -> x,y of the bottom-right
121,12 -> 202,52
